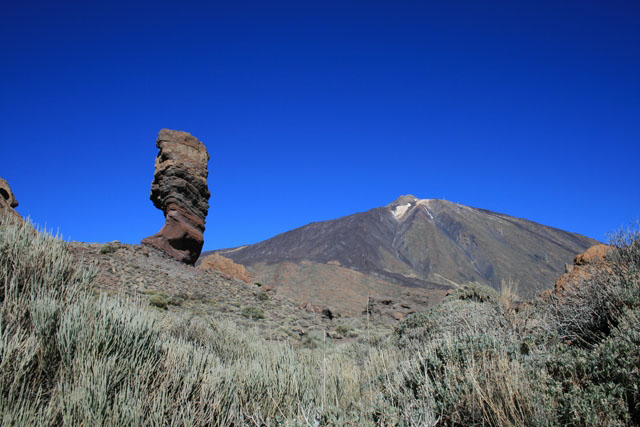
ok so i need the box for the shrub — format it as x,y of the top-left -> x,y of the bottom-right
335,324 -> 353,337
532,224 -> 640,425
241,306 -> 264,320
99,243 -> 117,254
445,281 -> 499,303
395,296 -> 510,351
384,333 -> 554,426
149,293 -> 169,309
542,222 -> 640,347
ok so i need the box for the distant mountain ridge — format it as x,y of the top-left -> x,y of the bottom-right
202,196 -> 599,314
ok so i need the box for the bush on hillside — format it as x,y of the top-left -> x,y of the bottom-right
395,282 -> 509,351
445,281 -> 499,303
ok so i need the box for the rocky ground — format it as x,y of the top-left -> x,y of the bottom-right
68,241 -> 395,346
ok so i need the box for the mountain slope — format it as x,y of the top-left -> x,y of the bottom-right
203,195 -> 599,314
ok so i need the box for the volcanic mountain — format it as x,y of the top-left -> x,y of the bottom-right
202,195 -> 599,314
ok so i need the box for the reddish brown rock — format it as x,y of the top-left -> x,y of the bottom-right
197,253 -> 252,283
549,244 -> 611,298
574,244 -> 610,266
0,177 -> 22,222
391,311 -> 404,321
141,129 -> 210,264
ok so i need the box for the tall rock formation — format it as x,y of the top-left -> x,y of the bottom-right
141,129 -> 210,264
0,177 -> 22,222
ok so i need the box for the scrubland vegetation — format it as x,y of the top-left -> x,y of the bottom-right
1,214 -> 638,425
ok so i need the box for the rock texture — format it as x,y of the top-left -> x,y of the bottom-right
197,253 -> 252,283
545,244 -> 611,298
0,177 -> 22,221
141,129 -> 210,264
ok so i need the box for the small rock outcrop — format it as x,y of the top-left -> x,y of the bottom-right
544,244 -> 611,298
141,129 -> 210,264
197,254 -> 252,283
0,177 -> 22,221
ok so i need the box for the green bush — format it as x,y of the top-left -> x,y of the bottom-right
99,243 -> 117,254
395,296 -> 510,350
241,306 -> 264,320
149,293 -> 169,309
445,281 -> 499,303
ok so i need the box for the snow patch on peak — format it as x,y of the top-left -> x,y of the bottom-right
421,205 -> 435,220
392,203 -> 412,220
389,196 -> 438,221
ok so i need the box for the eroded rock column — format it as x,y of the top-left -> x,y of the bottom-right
141,129 -> 210,264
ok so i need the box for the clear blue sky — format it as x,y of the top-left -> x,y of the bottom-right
1,1 -> 638,250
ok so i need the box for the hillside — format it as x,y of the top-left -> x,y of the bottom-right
204,195 -> 599,314
2,213 -> 639,425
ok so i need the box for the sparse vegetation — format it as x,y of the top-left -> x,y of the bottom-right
99,243 -> 117,254
1,214 -> 639,425
149,293 -> 169,309
241,305 -> 265,320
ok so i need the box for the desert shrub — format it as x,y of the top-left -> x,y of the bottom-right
540,315 -> 639,425
524,223 -> 640,425
395,298 -> 511,351
542,224 -> 640,347
384,333 -> 553,426
241,306 -> 264,320
446,282 -> 499,303
335,324 -> 358,338
149,293 -> 168,309
167,295 -> 183,306
99,243 -> 117,254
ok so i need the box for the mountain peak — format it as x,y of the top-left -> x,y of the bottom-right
388,195 -> 437,220
389,194 -> 419,206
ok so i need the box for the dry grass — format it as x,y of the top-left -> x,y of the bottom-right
1,214 -> 639,425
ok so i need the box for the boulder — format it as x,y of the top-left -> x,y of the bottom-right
0,177 -> 22,222
548,244 -> 611,297
141,129 -> 210,264
197,253 -> 252,283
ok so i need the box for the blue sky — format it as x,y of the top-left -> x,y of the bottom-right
1,1 -> 638,250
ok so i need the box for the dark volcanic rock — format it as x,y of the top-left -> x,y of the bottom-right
0,177 -> 22,221
141,129 -> 210,264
